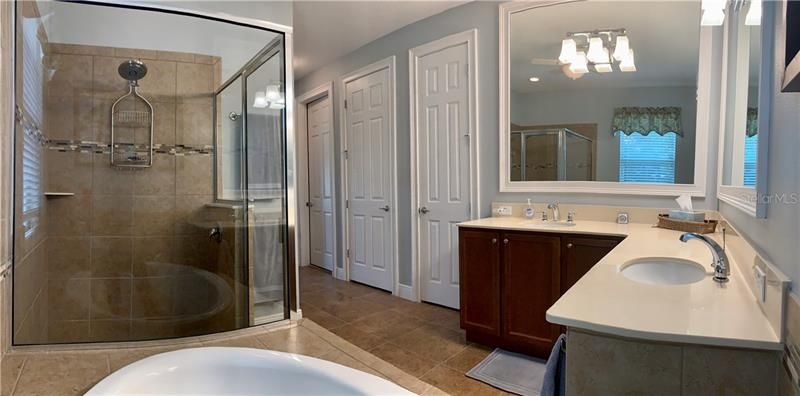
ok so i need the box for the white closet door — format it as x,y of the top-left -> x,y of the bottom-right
416,42 -> 470,309
345,67 -> 394,292
307,96 -> 334,271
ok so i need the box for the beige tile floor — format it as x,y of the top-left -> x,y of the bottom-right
1,320 -> 444,396
300,265 -> 511,396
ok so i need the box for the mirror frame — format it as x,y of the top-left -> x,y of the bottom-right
499,1 -> 713,196
716,1 -> 774,218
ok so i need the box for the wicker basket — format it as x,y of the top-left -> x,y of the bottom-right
656,214 -> 718,234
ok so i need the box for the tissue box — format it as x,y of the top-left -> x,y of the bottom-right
668,210 -> 705,222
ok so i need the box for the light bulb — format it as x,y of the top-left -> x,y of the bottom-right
569,51 -> 589,74
745,0 -> 761,25
613,35 -> 630,61
619,49 -> 636,72
265,84 -> 281,101
528,77 -> 540,82
558,38 -> 577,64
595,63 -> 613,73
701,0 -> 726,25
586,37 -> 607,63
253,91 -> 268,108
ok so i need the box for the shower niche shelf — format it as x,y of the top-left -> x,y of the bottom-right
44,192 -> 75,197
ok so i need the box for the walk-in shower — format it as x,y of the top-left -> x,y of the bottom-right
11,1 -> 293,345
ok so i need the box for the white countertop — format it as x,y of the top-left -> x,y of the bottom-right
457,217 -> 781,351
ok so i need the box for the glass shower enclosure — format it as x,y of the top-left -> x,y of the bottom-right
509,128 -> 594,181
11,0 -> 292,345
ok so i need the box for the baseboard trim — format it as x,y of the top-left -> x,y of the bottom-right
396,284 -> 417,302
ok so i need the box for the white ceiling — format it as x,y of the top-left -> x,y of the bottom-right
293,1 -> 466,78
510,1 -> 701,94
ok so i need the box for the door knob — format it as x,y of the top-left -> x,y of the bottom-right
418,207 -> 430,214
379,205 -> 390,212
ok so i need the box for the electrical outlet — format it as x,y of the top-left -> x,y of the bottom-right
753,265 -> 766,303
495,206 -> 513,217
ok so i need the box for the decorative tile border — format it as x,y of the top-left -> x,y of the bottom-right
46,139 -> 214,156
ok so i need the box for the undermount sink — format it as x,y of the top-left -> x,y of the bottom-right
620,257 -> 707,285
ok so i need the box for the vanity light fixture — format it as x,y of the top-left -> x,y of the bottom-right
587,37 -> 608,63
595,63 -> 613,73
745,0 -> 761,25
612,35 -> 630,61
558,38 -> 577,64
265,84 -> 281,101
569,51 -> 589,74
529,76 -> 541,82
253,91 -> 268,108
701,0 -> 727,26
619,49 -> 637,72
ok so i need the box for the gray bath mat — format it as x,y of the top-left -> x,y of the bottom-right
466,348 -> 546,396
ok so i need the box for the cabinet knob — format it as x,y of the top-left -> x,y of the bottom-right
567,243 -> 573,248
491,238 -> 497,244
503,238 -> 509,245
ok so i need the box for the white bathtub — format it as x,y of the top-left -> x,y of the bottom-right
87,347 -> 414,395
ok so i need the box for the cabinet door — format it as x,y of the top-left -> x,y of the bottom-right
459,228 -> 501,336
501,232 -> 561,357
562,236 -> 622,293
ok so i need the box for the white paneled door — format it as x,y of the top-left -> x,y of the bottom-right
307,95 -> 335,271
414,39 -> 472,309
344,63 -> 394,292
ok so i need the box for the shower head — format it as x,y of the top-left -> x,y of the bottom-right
118,59 -> 148,82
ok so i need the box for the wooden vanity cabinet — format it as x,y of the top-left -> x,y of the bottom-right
459,227 -> 622,358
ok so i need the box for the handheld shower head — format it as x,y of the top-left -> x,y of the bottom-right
118,59 -> 148,82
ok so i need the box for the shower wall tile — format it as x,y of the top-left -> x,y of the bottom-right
89,319 -> 132,342
44,53 -> 93,98
92,56 -> 130,99
47,278 -> 90,321
46,236 -> 90,278
151,101 -> 176,145
174,235 -> 214,270
90,237 -> 132,277
91,195 -> 134,236
47,194 -> 92,236
132,277 -> 174,318
137,60 -> 177,103
133,237 -> 176,277
134,154 -> 175,195
176,155 -> 213,195
45,151 -> 93,195
132,196 -> 175,236
43,94 -> 94,141
48,319 -> 91,343
47,43 -> 114,57
194,54 -> 217,65
90,278 -> 132,319
176,101 -> 213,145
13,245 -> 46,330
113,47 -> 158,61
157,50 -> 195,63
91,97 -> 113,142
173,195 -> 213,235
176,62 -> 213,102
92,154 -> 136,195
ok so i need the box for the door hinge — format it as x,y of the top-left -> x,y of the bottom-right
344,150 -> 349,160
345,200 -> 349,209
344,99 -> 348,109
465,63 -> 469,77
346,249 -> 350,258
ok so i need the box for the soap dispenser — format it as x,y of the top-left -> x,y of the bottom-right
524,198 -> 535,220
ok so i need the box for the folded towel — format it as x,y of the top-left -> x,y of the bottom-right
540,334 -> 566,396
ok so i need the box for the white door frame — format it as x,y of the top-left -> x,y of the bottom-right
339,56 -> 399,292
409,29 -> 480,303
295,82 -> 336,273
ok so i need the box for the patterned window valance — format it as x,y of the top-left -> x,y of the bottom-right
746,107 -> 758,137
612,107 -> 683,137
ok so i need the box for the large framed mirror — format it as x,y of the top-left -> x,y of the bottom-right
499,0 -> 714,195
717,0 -> 773,218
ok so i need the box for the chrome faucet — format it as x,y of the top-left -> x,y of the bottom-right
679,230 -> 729,283
547,203 -> 560,222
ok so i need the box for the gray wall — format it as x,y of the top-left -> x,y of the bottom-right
719,5 -> 800,291
296,1 -> 721,287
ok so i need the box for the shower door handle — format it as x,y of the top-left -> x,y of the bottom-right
379,205 -> 390,212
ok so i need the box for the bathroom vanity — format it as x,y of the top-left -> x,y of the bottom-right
458,222 -> 622,357
458,215 -> 787,394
